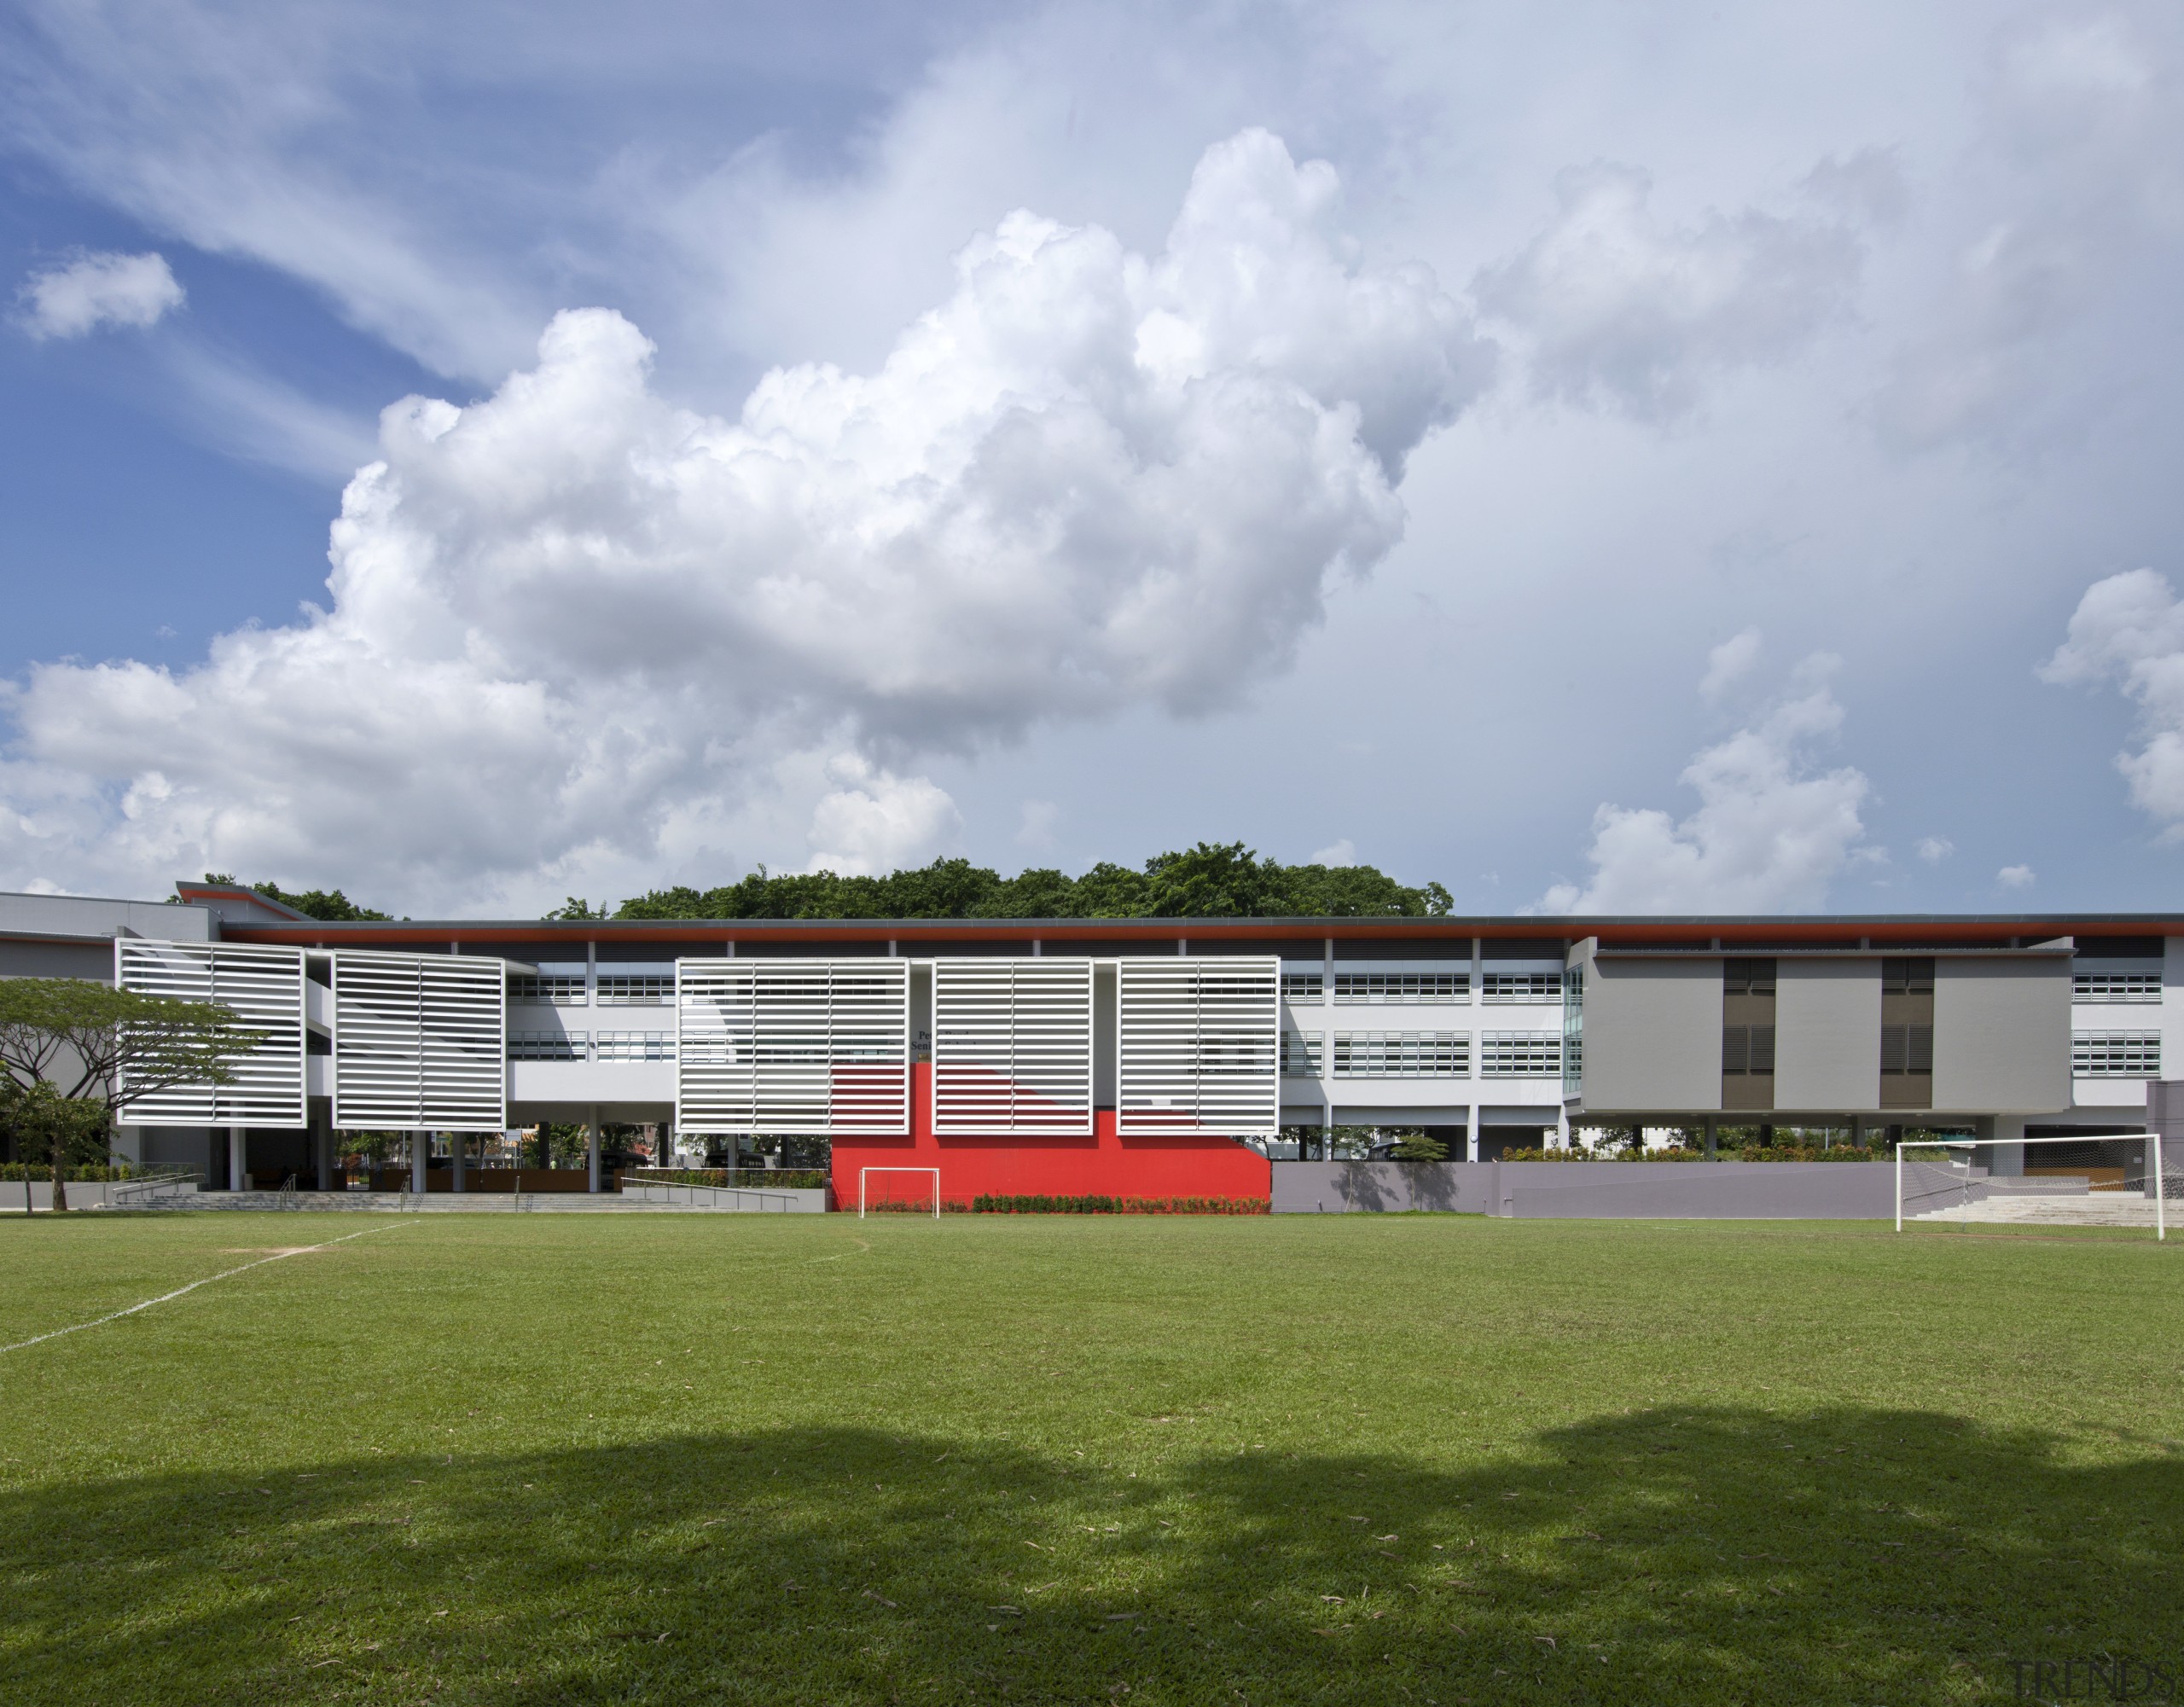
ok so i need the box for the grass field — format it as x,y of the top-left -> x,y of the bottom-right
0,1213 -> 2178,1704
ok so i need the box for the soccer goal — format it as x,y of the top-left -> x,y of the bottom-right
1896,1133 -> 2168,1238
858,1167 -> 941,1219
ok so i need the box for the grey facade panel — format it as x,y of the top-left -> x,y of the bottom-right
1932,956 -> 2072,1113
1578,953 -> 1722,1112
1774,958 -> 1881,1110
0,891 -> 213,942
0,939 -> 116,980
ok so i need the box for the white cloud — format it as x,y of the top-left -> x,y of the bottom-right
1916,835 -> 1955,863
1699,627 -> 1763,703
1869,12 -> 2182,451
804,756 -> 961,876
1997,862 -> 2035,889
1015,799 -> 1060,853
1472,162 -> 1866,417
0,131 -> 1489,909
18,250 -> 183,340
2039,567 -> 2184,833
1307,838 -> 1356,867
1534,661 -> 1871,914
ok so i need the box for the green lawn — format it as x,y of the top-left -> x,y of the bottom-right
0,1213 -> 2178,1704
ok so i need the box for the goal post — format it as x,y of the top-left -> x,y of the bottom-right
1896,1132 -> 2166,1240
858,1167 -> 940,1219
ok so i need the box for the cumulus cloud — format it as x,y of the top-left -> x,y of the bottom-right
1472,162 -> 1867,417
1870,14 -> 2182,450
1014,800 -> 1060,852
17,250 -> 183,339
0,130 -> 1490,908
1308,838 -> 1356,867
1997,863 -> 2035,889
2039,567 -> 2184,833
1534,652 -> 1871,914
1916,836 -> 1955,864
1699,626 -> 1763,703
804,757 -> 961,875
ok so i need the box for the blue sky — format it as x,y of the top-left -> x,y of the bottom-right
3,1 -> 2181,916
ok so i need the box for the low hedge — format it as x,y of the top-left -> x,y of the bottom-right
970,1193 -> 1269,1215
632,1168 -> 830,1191
0,1163 -> 142,1182
1493,1146 -> 1887,1164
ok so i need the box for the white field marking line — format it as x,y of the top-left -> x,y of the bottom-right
0,1222 -> 412,1354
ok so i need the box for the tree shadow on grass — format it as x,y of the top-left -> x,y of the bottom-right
3,1405 -> 2180,1704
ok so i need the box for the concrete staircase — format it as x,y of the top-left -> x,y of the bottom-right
1914,1191 -> 2168,1229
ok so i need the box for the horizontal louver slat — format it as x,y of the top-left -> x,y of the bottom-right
1117,958 -> 1278,1137
114,940 -> 307,1127
677,960 -> 909,1135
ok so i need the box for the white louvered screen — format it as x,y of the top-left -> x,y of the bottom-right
333,951 -> 506,1130
931,960 -> 1093,1136
677,960 -> 909,1135
1117,956 -> 1279,1138
113,940 -> 306,1126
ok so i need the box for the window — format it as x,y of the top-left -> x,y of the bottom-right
1479,1031 -> 1560,1077
1723,958 -> 1777,995
595,973 -> 674,1007
1333,1031 -> 1469,1077
2073,1031 -> 2161,1077
2075,972 -> 2162,1004
1334,973 -> 1467,1004
595,1031 -> 675,1061
1879,1025 -> 1935,1075
508,1031 -> 585,1061
511,973 -> 587,1006
1281,1031 -> 1325,1077
1722,1025 -> 1777,1074
1482,973 -> 1560,1005
1561,966 -> 1583,1095
1880,958 -> 1934,995
1282,972 -> 1324,1004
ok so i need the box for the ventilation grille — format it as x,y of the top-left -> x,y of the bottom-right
113,940 -> 306,1127
334,951 -> 505,1131
930,960 -> 1093,1135
677,960 -> 909,1135
1118,957 -> 1279,1137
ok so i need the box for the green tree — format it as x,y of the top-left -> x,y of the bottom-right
0,979 -> 254,1211
1389,1129 -> 1450,1162
607,845 -> 1452,920
201,874 -> 392,922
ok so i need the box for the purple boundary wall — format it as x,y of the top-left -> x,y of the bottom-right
1271,1159 -> 1972,1219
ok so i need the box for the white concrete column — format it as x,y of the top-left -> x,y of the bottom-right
1466,1106 -> 1478,1164
451,1129 -> 466,1193
1989,1114 -> 2026,1177
411,1129 -> 427,1193
229,1123 -> 247,1192
587,1105 -> 601,1193
111,1123 -> 143,1169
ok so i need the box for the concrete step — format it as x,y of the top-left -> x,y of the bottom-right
1916,1195 -> 2166,1228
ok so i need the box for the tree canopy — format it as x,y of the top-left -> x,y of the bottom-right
0,978 -> 254,1210
193,842 -> 1451,925
611,842 -> 1451,921
198,874 -> 392,921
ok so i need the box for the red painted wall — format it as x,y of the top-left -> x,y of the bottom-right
830,1062 -> 1270,1208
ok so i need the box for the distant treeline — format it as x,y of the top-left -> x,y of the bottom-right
212,842 -> 1451,924
603,843 -> 1451,921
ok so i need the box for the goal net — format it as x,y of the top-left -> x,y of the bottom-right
858,1167 -> 940,1218
1896,1133 -> 2169,1238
